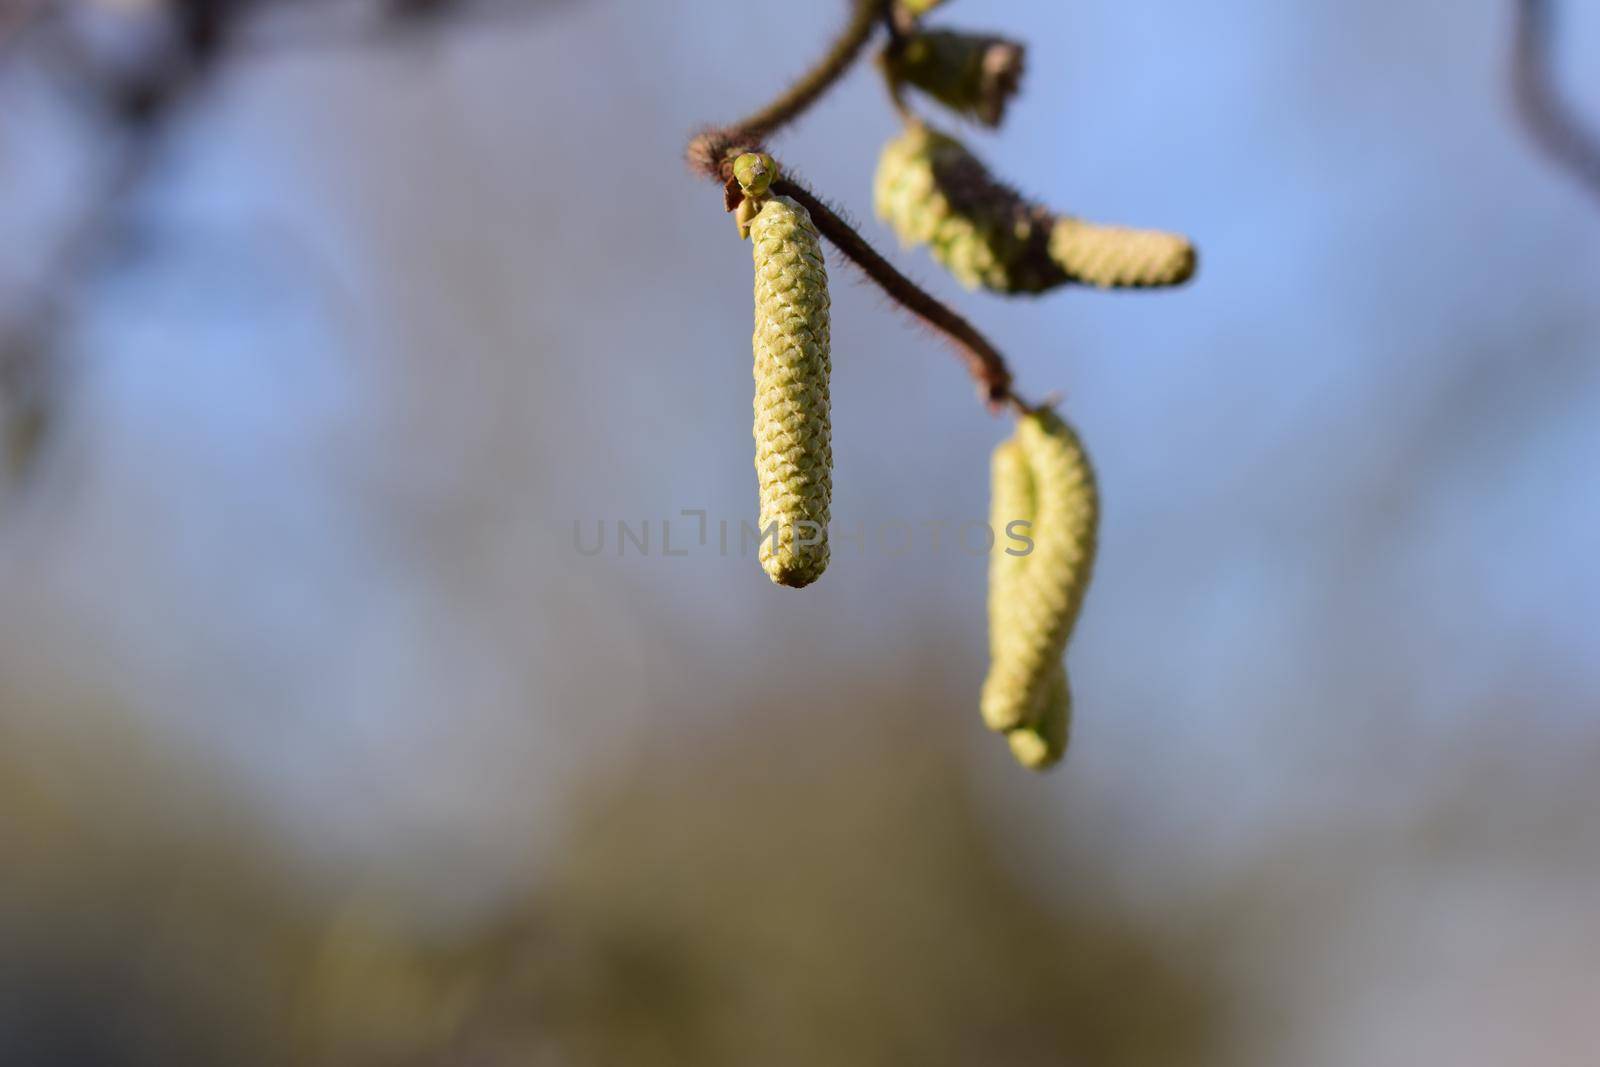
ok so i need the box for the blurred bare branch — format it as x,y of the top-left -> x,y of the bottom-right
1512,0 -> 1600,205
0,0 -> 568,485
233,0 -> 573,56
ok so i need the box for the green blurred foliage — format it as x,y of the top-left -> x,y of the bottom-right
0,694 -> 1225,1067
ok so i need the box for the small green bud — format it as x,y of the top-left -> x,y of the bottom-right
733,152 -> 778,197
735,197 -> 762,241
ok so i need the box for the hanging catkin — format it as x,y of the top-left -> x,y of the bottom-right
1049,217 -> 1197,290
984,437 -> 1068,768
984,438 -> 1038,729
747,178 -> 833,588
875,122 -> 1196,294
1008,666 -> 1069,770
980,411 -> 1097,767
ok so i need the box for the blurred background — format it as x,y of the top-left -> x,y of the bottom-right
2,0 -> 1599,1063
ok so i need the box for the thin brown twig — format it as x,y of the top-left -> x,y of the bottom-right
1512,0 -> 1600,205
723,0 -> 887,143
885,0 -> 918,39
774,176 -> 1026,411
687,0 -> 1026,414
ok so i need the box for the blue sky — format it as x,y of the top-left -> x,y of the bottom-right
2,2 -> 1599,1056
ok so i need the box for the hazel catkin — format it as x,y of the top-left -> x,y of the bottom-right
749,193 -> 833,588
1007,666 -> 1070,770
980,411 -> 1097,768
886,30 -> 1025,128
875,122 -> 1060,294
874,121 -> 1196,295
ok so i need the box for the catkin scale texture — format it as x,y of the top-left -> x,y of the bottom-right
750,195 -> 833,588
980,412 -> 1098,745
888,31 -> 1023,128
876,123 -> 1059,294
1008,666 -> 1070,770
1049,218 -> 1197,290
984,439 -> 1067,764
986,440 -> 1035,676
875,123 -> 1196,294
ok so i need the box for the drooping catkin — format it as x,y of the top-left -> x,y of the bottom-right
886,30 -> 1025,128
874,122 -> 1196,295
1008,666 -> 1070,770
980,411 -> 1098,752
750,193 -> 833,588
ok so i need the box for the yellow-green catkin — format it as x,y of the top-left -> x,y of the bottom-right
1049,217 -> 1197,289
888,30 -> 1024,128
984,439 -> 1044,736
875,122 -> 1059,294
1008,666 -> 1070,770
980,412 -> 1098,769
749,194 -> 833,588
874,122 -> 1197,295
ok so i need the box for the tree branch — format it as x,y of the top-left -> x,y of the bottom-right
724,0 -> 887,143
774,176 -> 1025,411
1512,0 -> 1600,205
686,0 -> 887,178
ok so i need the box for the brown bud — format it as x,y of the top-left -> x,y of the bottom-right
887,30 -> 1025,128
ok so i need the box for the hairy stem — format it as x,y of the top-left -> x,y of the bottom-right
725,0 -> 888,142
687,0 -> 1027,416
774,176 -> 1027,411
